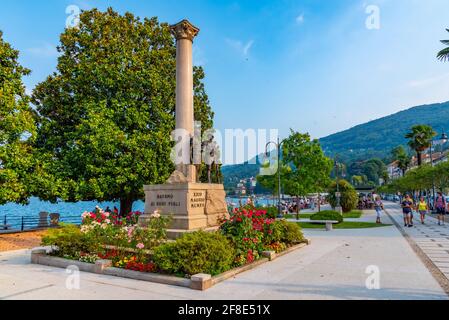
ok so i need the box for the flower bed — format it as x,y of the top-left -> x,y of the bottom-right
37,205 -> 309,289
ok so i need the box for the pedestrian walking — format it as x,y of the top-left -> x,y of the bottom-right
417,196 -> 429,225
401,194 -> 414,228
435,192 -> 447,226
374,196 -> 384,224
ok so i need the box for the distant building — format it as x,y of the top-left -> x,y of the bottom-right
409,150 -> 448,169
236,180 -> 247,196
391,150 -> 449,178
234,177 -> 258,196
387,161 -> 402,180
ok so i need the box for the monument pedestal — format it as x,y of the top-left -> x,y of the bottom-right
138,21 -> 228,239
139,177 -> 229,239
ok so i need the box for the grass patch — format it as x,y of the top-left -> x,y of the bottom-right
297,221 -> 391,229
343,210 -> 363,219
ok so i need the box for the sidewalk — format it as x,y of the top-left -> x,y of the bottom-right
0,209 -> 447,300
384,201 -> 449,292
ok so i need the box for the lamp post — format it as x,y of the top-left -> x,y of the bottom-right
334,156 -> 343,214
429,131 -> 448,211
265,137 -> 287,218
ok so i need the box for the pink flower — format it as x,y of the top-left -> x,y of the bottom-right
136,243 -> 145,250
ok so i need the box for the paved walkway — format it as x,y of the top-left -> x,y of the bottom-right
0,209 -> 447,300
385,201 -> 449,291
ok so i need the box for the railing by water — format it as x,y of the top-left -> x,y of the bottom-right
1,214 -> 82,233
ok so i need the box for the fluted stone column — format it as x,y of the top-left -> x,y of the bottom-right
170,20 -> 199,182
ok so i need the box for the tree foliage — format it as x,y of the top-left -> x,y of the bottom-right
346,158 -> 387,186
327,179 -> 358,213
381,161 -> 449,195
0,31 -> 36,205
405,124 -> 436,166
437,29 -> 449,62
391,145 -> 411,175
257,130 -> 332,199
31,8 -> 214,214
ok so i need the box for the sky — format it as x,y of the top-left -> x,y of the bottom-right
1,0 -> 449,163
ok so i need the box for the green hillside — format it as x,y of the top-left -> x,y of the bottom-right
319,101 -> 449,162
222,101 -> 449,189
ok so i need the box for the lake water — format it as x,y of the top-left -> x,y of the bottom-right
0,197 -> 145,219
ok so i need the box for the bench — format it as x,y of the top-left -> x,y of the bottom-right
301,220 -> 339,231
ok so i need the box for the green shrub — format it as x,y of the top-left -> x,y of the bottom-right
279,220 -> 304,244
310,210 -> 343,223
41,224 -> 99,259
264,206 -> 279,219
152,231 -> 235,276
263,220 -> 285,244
326,179 -> 358,213
264,220 -> 304,245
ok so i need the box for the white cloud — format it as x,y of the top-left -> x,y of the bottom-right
225,38 -> 254,57
407,72 -> 449,88
296,13 -> 305,25
193,46 -> 207,66
27,43 -> 59,58
243,40 -> 254,56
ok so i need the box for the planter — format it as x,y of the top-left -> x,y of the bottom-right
31,240 -> 310,291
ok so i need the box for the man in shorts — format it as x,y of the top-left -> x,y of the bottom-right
435,192 -> 447,226
401,194 -> 414,228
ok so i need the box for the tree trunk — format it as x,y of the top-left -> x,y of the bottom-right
417,152 -> 422,166
120,195 -> 134,217
296,196 -> 300,220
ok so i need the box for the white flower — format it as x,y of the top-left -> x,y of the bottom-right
105,219 -> 111,224
150,210 -> 161,218
104,212 -> 110,217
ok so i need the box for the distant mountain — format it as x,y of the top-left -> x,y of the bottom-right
222,101 -> 449,189
319,101 -> 449,162
221,155 -> 262,193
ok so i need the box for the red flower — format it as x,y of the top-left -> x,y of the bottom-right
247,250 -> 254,264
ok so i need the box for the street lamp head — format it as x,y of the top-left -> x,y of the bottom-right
441,132 -> 448,144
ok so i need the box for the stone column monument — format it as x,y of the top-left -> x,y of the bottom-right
139,19 -> 228,239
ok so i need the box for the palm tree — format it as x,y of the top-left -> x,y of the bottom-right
437,29 -> 449,61
405,125 -> 436,167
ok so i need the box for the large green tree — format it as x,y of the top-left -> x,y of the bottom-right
257,130 -> 332,210
437,29 -> 449,62
32,8 -> 214,215
405,125 -> 435,167
0,31 -> 36,205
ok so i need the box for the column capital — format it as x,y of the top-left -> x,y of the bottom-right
170,19 -> 200,42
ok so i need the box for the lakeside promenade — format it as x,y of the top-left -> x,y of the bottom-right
0,203 -> 447,300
